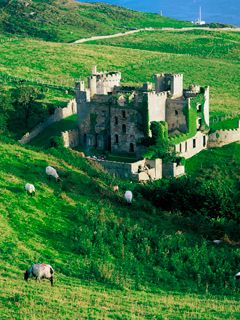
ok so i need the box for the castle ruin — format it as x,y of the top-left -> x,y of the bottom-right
75,66 -> 209,162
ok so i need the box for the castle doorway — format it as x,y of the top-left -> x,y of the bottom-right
129,143 -> 134,153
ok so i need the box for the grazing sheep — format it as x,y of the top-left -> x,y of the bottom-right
46,166 -> 60,182
124,190 -> 133,205
213,240 -> 222,245
24,263 -> 54,286
113,185 -> 119,193
25,183 -> 35,196
235,272 -> 240,280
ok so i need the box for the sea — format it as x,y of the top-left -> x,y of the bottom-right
80,0 -> 240,26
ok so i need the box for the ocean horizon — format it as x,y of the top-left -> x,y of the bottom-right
79,0 -> 240,26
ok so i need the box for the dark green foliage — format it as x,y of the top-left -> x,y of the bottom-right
9,86 -> 47,136
0,89 -> 13,133
136,168 -> 239,222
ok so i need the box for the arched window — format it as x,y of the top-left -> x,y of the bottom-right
129,143 -> 134,153
122,124 -> 126,134
115,134 -> 119,144
175,110 -> 178,116
114,116 -> 118,125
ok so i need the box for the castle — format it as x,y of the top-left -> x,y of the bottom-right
75,66 -> 210,161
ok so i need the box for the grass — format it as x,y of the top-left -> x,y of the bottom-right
30,114 -> 77,148
186,142 -> 240,175
0,33 -> 239,114
0,0 -> 191,43
1,277 -> 240,320
89,29 -> 240,61
0,137 -> 240,319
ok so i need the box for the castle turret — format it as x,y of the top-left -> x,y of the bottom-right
155,73 -> 183,98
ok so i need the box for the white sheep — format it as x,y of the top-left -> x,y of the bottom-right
124,190 -> 133,205
235,272 -> 240,280
24,263 -> 54,286
25,183 -> 35,196
46,166 -> 60,182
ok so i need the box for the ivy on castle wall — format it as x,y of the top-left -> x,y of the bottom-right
169,92 -> 208,145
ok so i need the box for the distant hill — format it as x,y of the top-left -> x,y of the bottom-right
0,0 -> 191,42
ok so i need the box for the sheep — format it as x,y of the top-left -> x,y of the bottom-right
24,263 -> 54,286
113,185 -> 119,193
235,272 -> 240,280
25,183 -> 35,196
124,190 -> 133,205
46,166 -> 60,182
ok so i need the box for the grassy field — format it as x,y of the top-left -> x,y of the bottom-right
0,138 -> 240,318
0,30 -> 239,114
0,0 -> 191,42
1,277 -> 240,319
186,142 -> 240,175
90,29 -> 240,61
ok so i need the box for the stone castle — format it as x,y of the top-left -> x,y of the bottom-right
75,66 -> 209,160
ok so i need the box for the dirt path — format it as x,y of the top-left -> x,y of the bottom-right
73,27 -> 240,44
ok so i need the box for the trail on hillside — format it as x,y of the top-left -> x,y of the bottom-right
73,27 -> 240,44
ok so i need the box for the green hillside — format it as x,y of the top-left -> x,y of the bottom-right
0,137 -> 240,318
0,30 -> 239,115
0,0 -> 191,42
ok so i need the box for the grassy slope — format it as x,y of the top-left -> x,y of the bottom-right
30,114 -> 78,147
89,29 -> 240,61
0,32 -> 239,114
186,142 -> 240,175
0,0 -> 191,42
0,139 -> 240,318
1,278 -> 239,319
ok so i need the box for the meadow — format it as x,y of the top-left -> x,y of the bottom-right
0,29 -> 239,115
0,137 -> 240,319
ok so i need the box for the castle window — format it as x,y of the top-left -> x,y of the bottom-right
122,110 -> 126,118
175,110 -> 178,116
203,136 -> 206,147
83,134 -> 87,145
197,118 -> 202,130
122,124 -> 127,134
185,141 -> 188,152
114,116 -> 118,125
129,143 -> 134,153
197,104 -> 202,112
193,139 -> 196,148
179,143 -> 182,152
115,134 -> 119,144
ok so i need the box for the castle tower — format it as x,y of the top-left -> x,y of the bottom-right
154,73 -> 183,98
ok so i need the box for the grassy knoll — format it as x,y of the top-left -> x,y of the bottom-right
89,29 -> 240,61
0,0 -> 191,42
0,35 -> 239,114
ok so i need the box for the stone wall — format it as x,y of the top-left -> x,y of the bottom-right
174,131 -> 208,159
162,162 -> 185,178
99,158 -> 162,181
61,129 -> 79,148
208,122 -> 240,148
19,99 -> 77,144
166,98 -> 187,133
147,91 -> 167,124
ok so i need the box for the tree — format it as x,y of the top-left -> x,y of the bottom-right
0,89 -> 13,134
10,86 -> 47,135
